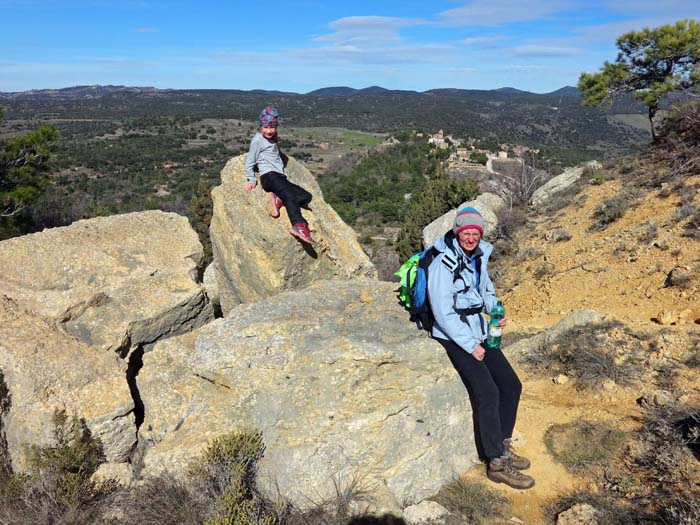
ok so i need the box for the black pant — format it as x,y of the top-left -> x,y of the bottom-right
436,337 -> 522,460
260,171 -> 312,226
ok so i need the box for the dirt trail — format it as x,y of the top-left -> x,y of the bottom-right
464,175 -> 700,522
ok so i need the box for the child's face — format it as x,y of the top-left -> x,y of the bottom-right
260,125 -> 277,139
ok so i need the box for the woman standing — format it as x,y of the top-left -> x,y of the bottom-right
427,207 -> 534,490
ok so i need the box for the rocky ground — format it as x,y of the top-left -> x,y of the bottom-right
472,171 -> 700,522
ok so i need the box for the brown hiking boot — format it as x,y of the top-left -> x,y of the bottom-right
504,438 -> 531,470
487,456 -> 535,490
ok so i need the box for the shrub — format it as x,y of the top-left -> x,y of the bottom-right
0,408 -> 116,525
121,473 -> 206,525
533,262 -> 553,280
521,321 -> 645,389
189,429 -> 277,525
548,227 -> 571,242
545,491 -> 653,525
638,222 -> 658,243
631,406 -> 700,517
395,176 -> 479,259
590,189 -> 637,230
432,477 -> 510,524
544,421 -> 626,474
285,474 -> 374,525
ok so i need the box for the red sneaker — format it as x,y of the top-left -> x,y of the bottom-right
268,192 -> 283,218
289,222 -> 315,244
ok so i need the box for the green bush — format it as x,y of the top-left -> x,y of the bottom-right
190,429 -> 276,525
0,408 -> 116,525
395,176 -> 479,259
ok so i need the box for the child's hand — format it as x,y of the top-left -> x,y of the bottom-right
245,181 -> 257,192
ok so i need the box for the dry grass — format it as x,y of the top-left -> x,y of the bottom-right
432,477 -> 510,525
544,421 -> 626,475
522,321 -> 646,389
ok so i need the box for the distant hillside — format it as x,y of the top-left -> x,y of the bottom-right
0,84 -> 652,158
544,86 -> 581,97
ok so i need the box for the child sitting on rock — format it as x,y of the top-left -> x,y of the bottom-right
244,106 -> 315,244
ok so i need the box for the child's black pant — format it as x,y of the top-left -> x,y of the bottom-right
435,337 -> 522,460
260,171 -> 312,226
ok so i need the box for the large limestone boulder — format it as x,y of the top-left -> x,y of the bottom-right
0,297 -> 135,470
138,279 -> 475,510
530,161 -> 601,208
0,211 -> 214,357
210,155 -> 376,314
422,193 -> 505,248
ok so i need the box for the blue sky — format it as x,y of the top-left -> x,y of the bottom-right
1,1 -> 698,93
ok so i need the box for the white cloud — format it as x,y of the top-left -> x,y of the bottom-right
461,35 -> 505,45
438,0 -> 575,26
497,64 -> 550,71
512,45 -> 581,56
314,16 -> 424,45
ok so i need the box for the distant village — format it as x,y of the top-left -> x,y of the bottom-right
419,129 -> 538,169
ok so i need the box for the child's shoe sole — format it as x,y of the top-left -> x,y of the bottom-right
289,227 -> 315,244
268,193 -> 281,218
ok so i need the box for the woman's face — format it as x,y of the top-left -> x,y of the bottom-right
458,228 -> 482,253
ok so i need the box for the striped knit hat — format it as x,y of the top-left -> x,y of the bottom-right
453,206 -> 485,236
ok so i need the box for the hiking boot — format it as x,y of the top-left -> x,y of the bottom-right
268,192 -> 284,218
289,222 -> 315,244
504,438 -> 531,470
487,456 -> 535,490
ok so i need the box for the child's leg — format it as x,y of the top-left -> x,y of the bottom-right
260,172 -> 306,226
289,183 -> 313,210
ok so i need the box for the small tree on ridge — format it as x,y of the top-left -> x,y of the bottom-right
578,19 -> 700,142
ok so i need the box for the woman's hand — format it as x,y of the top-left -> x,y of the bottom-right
472,344 -> 485,361
498,316 -> 508,328
245,181 -> 257,192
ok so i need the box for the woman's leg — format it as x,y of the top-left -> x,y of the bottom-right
436,338 -> 505,460
482,346 -> 522,440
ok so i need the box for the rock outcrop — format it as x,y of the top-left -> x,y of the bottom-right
530,161 -> 601,209
138,279 -> 475,510
423,193 -> 505,247
0,211 -> 214,357
210,155 -> 376,314
0,297 -> 135,470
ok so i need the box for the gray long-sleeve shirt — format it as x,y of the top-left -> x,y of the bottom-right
244,132 -> 285,183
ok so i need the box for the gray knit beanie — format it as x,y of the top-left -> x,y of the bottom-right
453,206 -> 485,236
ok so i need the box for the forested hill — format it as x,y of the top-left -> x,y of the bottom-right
1,84 -> 649,157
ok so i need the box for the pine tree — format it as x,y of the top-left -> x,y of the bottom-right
578,19 -> 700,141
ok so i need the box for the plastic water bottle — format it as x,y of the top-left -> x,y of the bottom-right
487,301 -> 505,349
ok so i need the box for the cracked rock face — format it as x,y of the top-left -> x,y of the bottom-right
0,210 -> 214,357
210,155 -> 377,314
138,279 -> 475,509
0,297 -> 135,470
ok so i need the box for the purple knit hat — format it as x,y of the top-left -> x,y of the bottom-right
258,106 -> 279,127
453,206 -> 485,236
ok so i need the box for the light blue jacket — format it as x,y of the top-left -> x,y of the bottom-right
427,233 -> 499,354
